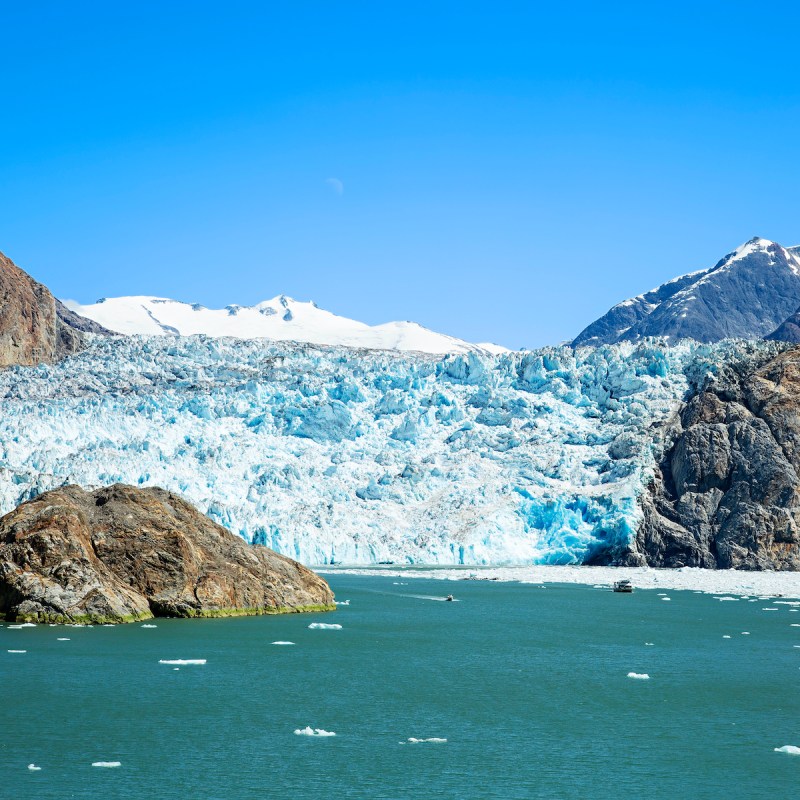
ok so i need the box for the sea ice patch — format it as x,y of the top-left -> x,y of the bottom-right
27,764 -> 41,771
308,623 -> 342,630
92,761 -> 121,768
294,727 -> 336,737
271,641 -> 295,645
774,745 -> 800,756
407,737 -> 447,743
158,659 -> 206,665
7,650 -> 26,654
627,672 -> 650,680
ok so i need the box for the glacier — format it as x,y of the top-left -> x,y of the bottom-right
0,335 -> 782,565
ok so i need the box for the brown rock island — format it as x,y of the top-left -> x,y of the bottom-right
0,484 -> 335,624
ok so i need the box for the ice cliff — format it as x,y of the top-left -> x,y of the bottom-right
0,335 -> 786,565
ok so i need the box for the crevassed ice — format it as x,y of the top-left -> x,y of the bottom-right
0,335 -> 782,566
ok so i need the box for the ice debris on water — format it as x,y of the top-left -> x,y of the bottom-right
723,635 -> 732,639
271,641 -> 295,645
774,746 -> 800,756
335,600 -> 350,606
57,638 -> 70,641
141,624 -> 157,628
294,727 -> 336,737
308,623 -> 342,630
627,672 -> 650,680
0,335 -> 763,566
7,650 -> 26,654
92,762 -> 121,768
407,737 -> 447,743
27,764 -> 41,771
158,659 -> 206,665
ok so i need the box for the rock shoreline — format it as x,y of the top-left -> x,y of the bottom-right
0,484 -> 335,624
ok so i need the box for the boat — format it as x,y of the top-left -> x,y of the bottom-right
445,595 -> 454,602
612,579 -> 633,593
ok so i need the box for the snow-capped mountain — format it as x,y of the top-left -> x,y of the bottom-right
573,237 -> 800,346
63,294 -> 508,355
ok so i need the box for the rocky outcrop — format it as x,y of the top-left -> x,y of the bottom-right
618,346 -> 800,569
0,484 -> 335,623
0,250 -> 111,367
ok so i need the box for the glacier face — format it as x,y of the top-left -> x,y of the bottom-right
0,335 -> 777,565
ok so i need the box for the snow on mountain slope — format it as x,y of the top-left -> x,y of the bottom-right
0,334 -> 780,565
63,295 -> 507,355
573,237 -> 800,346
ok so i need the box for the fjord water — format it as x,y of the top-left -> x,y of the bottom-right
2,576 -> 798,799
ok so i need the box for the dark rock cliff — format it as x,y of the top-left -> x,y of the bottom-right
0,484 -> 335,623
0,250 -> 112,367
615,346 -> 800,569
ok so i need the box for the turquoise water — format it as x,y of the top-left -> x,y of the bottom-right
2,576 -> 799,799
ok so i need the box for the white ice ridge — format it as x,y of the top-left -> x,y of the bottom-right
294,727 -> 336,737
407,737 -> 447,743
91,762 -> 121,768
308,623 -> 342,630
627,672 -> 650,680
62,295 -> 507,356
158,659 -> 206,665
774,746 -> 800,755
0,335 -> 779,566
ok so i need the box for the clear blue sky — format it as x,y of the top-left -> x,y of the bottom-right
2,1 -> 800,349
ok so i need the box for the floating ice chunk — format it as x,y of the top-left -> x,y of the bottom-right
27,764 -> 41,771
627,672 -> 650,680
294,727 -> 336,737
775,601 -> 800,606
644,642 -> 654,646
657,593 -> 667,596
407,737 -> 447,743
57,638 -> 70,641
15,623 -> 36,628
92,761 -> 121,768
141,624 -> 157,628
335,600 -> 350,606
661,597 -> 671,602
173,668 -> 179,671
7,650 -> 26,654
714,597 -> 739,602
158,659 -> 206,665
741,632 -> 750,635
723,635 -> 732,639
791,624 -> 800,627
308,623 -> 342,630
7,625 -> 24,630
762,608 -> 779,612
271,641 -> 295,645
774,746 -> 800,755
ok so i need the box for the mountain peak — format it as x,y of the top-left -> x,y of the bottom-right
573,236 -> 800,346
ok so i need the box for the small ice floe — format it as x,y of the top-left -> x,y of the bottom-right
775,601 -> 800,606
91,761 -> 121,768
271,641 -> 295,646
645,642 -> 654,646
27,764 -> 41,771
141,624 -> 157,628
7,650 -> 26,654
661,597 -> 671,602
741,632 -> 750,635
173,668 -> 179,671
774,745 -> 800,756
294,727 -> 335,737
158,659 -> 206,665
791,624 -> 800,628
406,737 -> 447,744
57,638 -> 70,642
7,625 -> 25,630
308,623 -> 342,630
627,672 -> 650,680
335,600 -> 350,606
723,635 -> 732,639
793,645 -> 800,649
714,597 -> 739,602
762,608 -> 779,612
657,593 -> 667,596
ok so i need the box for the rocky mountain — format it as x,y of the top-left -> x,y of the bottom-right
0,250 -> 111,368
573,238 -> 800,347
64,294 -> 508,355
0,483 -> 335,623
599,345 -> 800,569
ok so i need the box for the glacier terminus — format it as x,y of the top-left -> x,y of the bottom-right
0,334 -> 783,566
